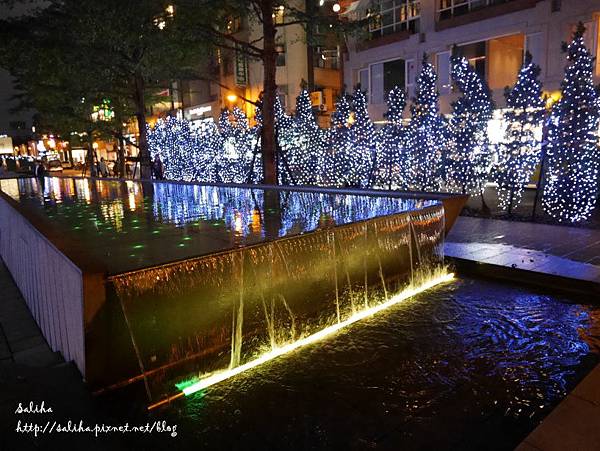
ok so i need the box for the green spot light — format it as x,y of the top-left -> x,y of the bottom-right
133,244 -> 144,249
152,230 -> 160,235
178,243 -> 186,248
183,237 -> 192,241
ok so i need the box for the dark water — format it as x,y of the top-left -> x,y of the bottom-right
148,278 -> 600,451
0,177 -> 437,274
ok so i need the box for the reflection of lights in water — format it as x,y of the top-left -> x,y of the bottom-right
125,180 -> 137,211
75,179 -> 92,204
100,201 -> 125,232
149,271 -> 454,409
234,212 -> 243,235
51,178 -> 62,202
250,209 -> 262,234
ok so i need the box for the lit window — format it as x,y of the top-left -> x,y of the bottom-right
438,0 -> 517,21
366,0 -> 420,39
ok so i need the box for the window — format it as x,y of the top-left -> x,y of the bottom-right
438,0 -> 517,20
226,16 -> 242,33
315,47 -> 340,70
276,44 -> 286,67
370,58 -> 407,104
487,34 -> 524,89
454,34 -> 524,90
436,51 -> 451,93
459,41 -> 486,79
367,0 -> 420,39
359,69 -> 369,98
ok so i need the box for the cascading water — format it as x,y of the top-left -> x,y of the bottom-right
106,204 -> 447,406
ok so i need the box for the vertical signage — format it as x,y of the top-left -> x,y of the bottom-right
235,44 -> 248,87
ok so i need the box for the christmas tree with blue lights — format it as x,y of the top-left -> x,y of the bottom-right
543,23 -> 600,222
496,51 -> 545,213
409,54 -> 447,192
349,86 -> 376,188
376,85 -> 408,189
327,92 -> 353,187
278,88 -> 324,185
446,47 -> 494,194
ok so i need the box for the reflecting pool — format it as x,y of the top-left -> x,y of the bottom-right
153,278 -> 600,451
0,177 -> 438,274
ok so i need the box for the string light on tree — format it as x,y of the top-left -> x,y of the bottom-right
376,85 -> 408,189
349,86 -> 376,188
328,92 -> 353,187
495,51 -> 545,214
542,23 -> 600,222
446,47 -> 494,195
408,54 -> 447,192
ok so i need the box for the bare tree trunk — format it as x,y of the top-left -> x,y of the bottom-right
134,71 -> 152,179
118,135 -> 126,178
66,142 -> 74,167
86,131 -> 95,177
260,0 -> 278,185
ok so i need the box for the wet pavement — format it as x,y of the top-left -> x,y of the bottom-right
445,216 -> 600,286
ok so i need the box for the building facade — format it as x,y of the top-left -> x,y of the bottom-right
343,0 -> 600,120
173,0 -> 345,127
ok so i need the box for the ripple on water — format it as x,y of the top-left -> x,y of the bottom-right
166,278 -> 600,451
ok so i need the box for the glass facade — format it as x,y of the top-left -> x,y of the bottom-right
367,0 -> 421,39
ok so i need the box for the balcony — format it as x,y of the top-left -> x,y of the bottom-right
436,0 -> 542,31
356,29 -> 412,52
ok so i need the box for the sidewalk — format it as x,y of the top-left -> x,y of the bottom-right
0,261 -> 125,450
445,216 -> 600,293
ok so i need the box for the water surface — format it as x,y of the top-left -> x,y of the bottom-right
159,278 -> 600,451
0,177 -> 437,274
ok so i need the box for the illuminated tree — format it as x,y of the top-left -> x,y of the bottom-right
277,89 -> 326,185
409,55 -> 447,192
543,23 -> 600,222
326,93 -> 353,187
375,85 -> 408,189
495,52 -> 545,213
348,87 -> 376,188
149,116 -> 217,181
446,48 -> 494,194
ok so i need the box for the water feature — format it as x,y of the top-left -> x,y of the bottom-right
0,176 -> 449,406
154,277 -> 600,450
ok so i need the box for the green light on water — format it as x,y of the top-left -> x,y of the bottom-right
175,378 -> 199,391
183,237 -> 192,241
152,230 -> 160,235
133,244 -> 144,249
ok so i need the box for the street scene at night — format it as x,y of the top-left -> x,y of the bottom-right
1,0 -> 600,450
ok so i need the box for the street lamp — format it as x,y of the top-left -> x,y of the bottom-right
332,3 -> 341,12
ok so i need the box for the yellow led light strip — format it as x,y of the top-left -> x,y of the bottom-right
148,271 -> 454,410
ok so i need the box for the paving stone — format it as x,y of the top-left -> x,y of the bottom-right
514,441 -> 542,451
0,340 -> 11,360
524,395 -> 600,451
572,365 -> 600,406
447,217 -> 600,267
9,335 -> 46,354
12,344 -> 61,368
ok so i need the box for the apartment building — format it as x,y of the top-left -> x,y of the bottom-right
343,0 -> 600,120
174,0 -> 344,127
